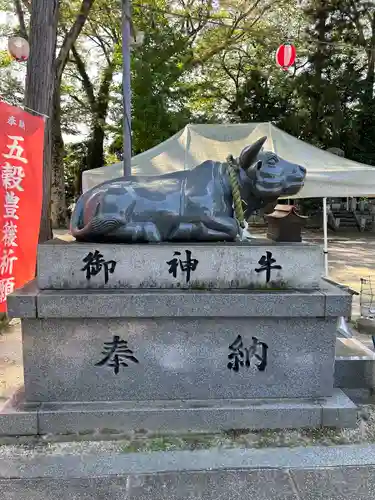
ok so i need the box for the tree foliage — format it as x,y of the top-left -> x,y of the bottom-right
2,0 -> 375,226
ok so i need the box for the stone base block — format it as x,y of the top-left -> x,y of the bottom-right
357,318 -> 375,335
0,389 -> 38,436
335,338 -> 375,389
37,239 -> 324,290
20,316 -> 338,402
0,390 -> 357,436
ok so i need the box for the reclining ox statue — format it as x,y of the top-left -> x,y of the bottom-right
70,136 -> 306,243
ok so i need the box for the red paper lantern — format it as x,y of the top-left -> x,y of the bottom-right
276,43 -> 296,70
8,36 -> 30,62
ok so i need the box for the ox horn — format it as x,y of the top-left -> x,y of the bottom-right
239,136 -> 267,171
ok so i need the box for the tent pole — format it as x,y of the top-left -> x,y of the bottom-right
323,197 -> 329,276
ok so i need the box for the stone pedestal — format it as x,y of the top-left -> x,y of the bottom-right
1,239 -> 357,436
36,239 -> 323,290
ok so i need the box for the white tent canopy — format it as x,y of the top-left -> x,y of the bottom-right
82,122 -> 375,197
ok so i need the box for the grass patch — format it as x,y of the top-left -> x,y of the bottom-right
118,406 -> 375,454
245,281 -> 290,291
120,433 -> 239,453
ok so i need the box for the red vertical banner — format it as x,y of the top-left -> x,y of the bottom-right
0,101 -> 44,312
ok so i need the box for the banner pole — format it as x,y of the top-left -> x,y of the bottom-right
122,0 -> 132,177
323,197 -> 329,276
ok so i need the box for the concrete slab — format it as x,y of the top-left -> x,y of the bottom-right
0,470 -> 299,500
291,466 -> 375,500
1,445 -> 375,479
0,478 -> 134,500
2,446 -> 375,500
126,470 -> 298,500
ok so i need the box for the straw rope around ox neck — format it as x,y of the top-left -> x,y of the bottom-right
226,155 -> 246,229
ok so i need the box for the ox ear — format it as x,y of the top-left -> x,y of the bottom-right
239,136 -> 267,171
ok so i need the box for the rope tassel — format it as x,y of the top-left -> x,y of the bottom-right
226,155 -> 245,229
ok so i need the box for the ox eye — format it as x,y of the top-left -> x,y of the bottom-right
256,161 -> 262,170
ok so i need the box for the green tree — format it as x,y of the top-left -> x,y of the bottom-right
110,3 -> 194,157
0,3 -> 26,104
15,0 -> 95,229
109,0 -> 289,156
185,0 -> 303,124
24,0 -> 59,242
291,0 -> 375,163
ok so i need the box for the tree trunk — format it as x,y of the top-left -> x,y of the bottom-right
75,60 -> 115,194
23,0 -> 94,235
49,0 -> 95,225
50,86 -> 67,229
364,12 -> 375,104
78,124 -> 105,194
24,0 -> 59,243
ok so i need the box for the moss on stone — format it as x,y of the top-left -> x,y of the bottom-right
2,405 -> 375,457
181,279 -> 291,291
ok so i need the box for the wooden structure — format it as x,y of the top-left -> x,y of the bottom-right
266,204 -> 308,242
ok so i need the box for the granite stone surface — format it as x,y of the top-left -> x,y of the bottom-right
0,470 -> 299,500
290,466 -> 375,500
0,410 -> 38,436
6,279 -> 37,318
21,317 -> 337,402
0,390 -> 355,435
126,470 -> 299,500
2,458 -> 375,500
36,289 -> 327,319
8,282 -> 353,320
335,358 -> 375,389
2,466 -> 375,500
320,279 -> 353,317
37,239 -> 324,290
37,398 -> 323,434
1,445 -> 375,479
321,389 -> 358,428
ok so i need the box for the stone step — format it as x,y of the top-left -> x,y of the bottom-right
7,279 -> 352,320
0,389 -> 357,436
4,446 -> 375,500
36,239 -> 324,290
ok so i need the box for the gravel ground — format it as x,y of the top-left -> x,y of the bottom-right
0,405 -> 374,458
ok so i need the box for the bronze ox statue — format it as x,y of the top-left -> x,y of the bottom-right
70,136 -> 306,243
